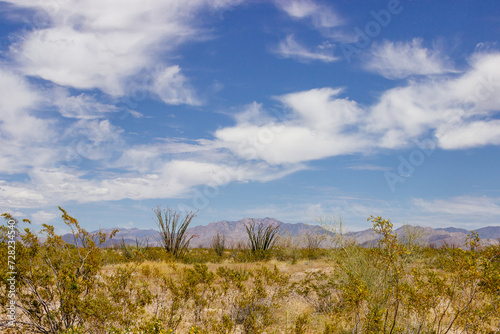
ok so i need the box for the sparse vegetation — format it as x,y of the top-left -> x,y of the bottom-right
1,210 -> 499,333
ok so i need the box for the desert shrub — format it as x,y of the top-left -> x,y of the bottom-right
0,208 -> 119,333
294,269 -> 339,314
233,266 -> 290,333
315,214 -> 353,250
305,228 -> 327,251
155,206 -> 198,259
216,265 -> 290,333
118,237 -> 149,263
274,232 -> 300,263
211,232 -> 226,257
293,312 -> 310,334
2,210 -> 499,333
182,248 -> 224,264
143,246 -> 169,262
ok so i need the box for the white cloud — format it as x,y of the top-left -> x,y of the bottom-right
216,88 -> 371,164
0,68 -> 60,174
274,34 -> 338,63
233,102 -> 275,125
274,0 -> 344,29
436,121 -> 500,149
0,180 -> 49,208
216,52 -> 500,165
365,39 -> 456,79
413,196 -> 500,217
346,164 -> 391,171
367,52 -> 500,149
6,0 -> 238,101
31,210 -> 59,224
63,119 -> 125,161
1,8 -> 500,215
272,0 -> 354,62
0,159 -> 301,208
52,88 -> 119,119
151,65 -> 200,105
0,69 -> 48,142
277,87 -> 361,131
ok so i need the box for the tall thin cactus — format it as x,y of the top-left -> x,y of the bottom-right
154,206 -> 198,258
245,219 -> 282,254
211,231 -> 226,257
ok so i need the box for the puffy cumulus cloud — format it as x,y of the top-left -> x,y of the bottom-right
447,53 -> 500,112
6,0 -> 239,99
217,124 -> 364,164
435,121 -> 500,149
364,39 -> 456,79
216,88 -> 371,164
277,87 -> 362,131
233,102 -> 275,125
273,34 -> 338,63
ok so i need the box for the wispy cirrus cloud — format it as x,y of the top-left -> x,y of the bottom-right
346,164 -> 391,171
364,38 -> 456,79
52,88 -> 120,119
272,0 -> 351,63
413,196 -> 500,217
273,34 -> 338,63
274,0 -> 344,30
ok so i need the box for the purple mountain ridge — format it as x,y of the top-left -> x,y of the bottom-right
62,218 -> 500,248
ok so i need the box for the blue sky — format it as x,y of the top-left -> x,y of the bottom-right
1,0 -> 500,233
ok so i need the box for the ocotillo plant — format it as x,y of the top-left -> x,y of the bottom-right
154,206 -> 198,258
211,231 -> 226,257
245,219 -> 282,257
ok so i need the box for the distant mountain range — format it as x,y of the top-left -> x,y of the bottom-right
67,218 -> 500,248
